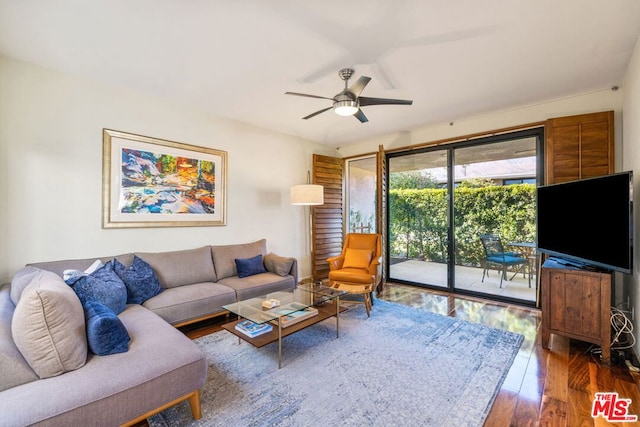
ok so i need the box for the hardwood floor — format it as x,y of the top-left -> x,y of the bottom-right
175,282 -> 640,426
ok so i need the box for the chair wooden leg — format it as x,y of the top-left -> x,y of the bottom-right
364,292 -> 372,317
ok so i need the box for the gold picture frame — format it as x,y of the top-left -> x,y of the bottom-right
102,129 -> 227,228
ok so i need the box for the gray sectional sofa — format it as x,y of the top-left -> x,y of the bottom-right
0,239 -> 297,426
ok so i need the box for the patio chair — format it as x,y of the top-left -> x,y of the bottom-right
326,233 -> 382,317
480,234 -> 528,288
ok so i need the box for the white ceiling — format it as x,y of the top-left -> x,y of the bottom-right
1,1 -> 639,147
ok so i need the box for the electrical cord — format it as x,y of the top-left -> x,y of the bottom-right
610,306 -> 636,350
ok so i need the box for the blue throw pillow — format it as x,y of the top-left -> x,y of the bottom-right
84,300 -> 130,356
72,261 -> 127,314
235,254 -> 266,278
114,256 -> 163,304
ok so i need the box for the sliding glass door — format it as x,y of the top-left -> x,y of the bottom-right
385,128 -> 542,306
452,136 -> 538,302
388,150 -> 450,288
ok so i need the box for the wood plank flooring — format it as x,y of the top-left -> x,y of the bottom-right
169,282 -> 640,426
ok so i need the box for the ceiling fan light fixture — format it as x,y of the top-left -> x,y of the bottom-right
285,69 -> 411,123
334,100 -> 359,116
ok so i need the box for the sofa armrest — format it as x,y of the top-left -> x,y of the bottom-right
288,258 -> 299,284
263,253 -> 299,284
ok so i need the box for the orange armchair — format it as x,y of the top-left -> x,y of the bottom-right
326,233 -> 382,317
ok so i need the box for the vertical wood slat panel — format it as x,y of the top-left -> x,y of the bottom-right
312,154 -> 344,281
376,145 -> 387,293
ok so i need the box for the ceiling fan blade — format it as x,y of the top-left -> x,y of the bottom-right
285,91 -> 334,101
354,109 -> 368,123
348,76 -> 372,97
303,106 -> 333,120
359,96 -> 413,106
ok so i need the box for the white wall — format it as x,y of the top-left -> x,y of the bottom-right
622,35 -> 640,359
0,55 -> 336,282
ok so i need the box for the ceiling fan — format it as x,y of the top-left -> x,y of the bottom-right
285,68 -> 413,123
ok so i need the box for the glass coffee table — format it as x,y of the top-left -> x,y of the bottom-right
222,283 -> 346,368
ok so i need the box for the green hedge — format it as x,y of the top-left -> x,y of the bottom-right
389,184 -> 536,266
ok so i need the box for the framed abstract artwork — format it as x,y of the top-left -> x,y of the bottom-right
102,129 -> 227,228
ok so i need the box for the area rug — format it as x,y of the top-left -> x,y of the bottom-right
149,300 -> 523,427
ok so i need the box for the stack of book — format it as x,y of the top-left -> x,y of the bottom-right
235,319 -> 273,338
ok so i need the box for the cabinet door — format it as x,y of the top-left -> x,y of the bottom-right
562,273 -> 602,339
545,111 -> 614,184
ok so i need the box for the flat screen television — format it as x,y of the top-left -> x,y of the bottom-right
537,171 -> 633,273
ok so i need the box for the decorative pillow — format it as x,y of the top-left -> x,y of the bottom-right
342,248 -> 373,269
12,271 -> 87,379
63,259 -> 104,285
211,239 -> 267,280
83,301 -> 130,356
114,256 -> 163,304
71,261 -> 127,314
235,255 -> 267,278
264,252 -> 295,277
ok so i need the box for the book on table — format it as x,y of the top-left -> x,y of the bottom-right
235,319 -> 273,338
271,302 -> 319,328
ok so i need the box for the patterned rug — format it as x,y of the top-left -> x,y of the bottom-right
149,300 -> 523,426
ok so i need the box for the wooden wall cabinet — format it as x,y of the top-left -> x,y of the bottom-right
544,111 -> 614,184
541,259 -> 612,362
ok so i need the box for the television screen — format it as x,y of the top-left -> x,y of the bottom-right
537,171 -> 633,273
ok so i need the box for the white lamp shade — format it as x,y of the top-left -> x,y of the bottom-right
290,184 -> 324,205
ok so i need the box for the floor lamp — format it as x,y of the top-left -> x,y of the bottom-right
290,171 -> 324,283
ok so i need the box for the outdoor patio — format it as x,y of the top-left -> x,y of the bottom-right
389,259 -> 537,303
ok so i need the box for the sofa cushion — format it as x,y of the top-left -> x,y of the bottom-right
9,266 -> 42,305
211,239 -> 267,280
143,282 -> 237,325
136,246 -> 217,288
235,254 -> 267,278
71,261 -> 127,314
114,256 -> 163,304
11,271 -> 87,379
264,252 -> 295,277
0,284 -> 38,392
218,272 -> 296,301
84,301 -> 130,356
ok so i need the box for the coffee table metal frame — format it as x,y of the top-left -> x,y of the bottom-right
222,283 -> 346,368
